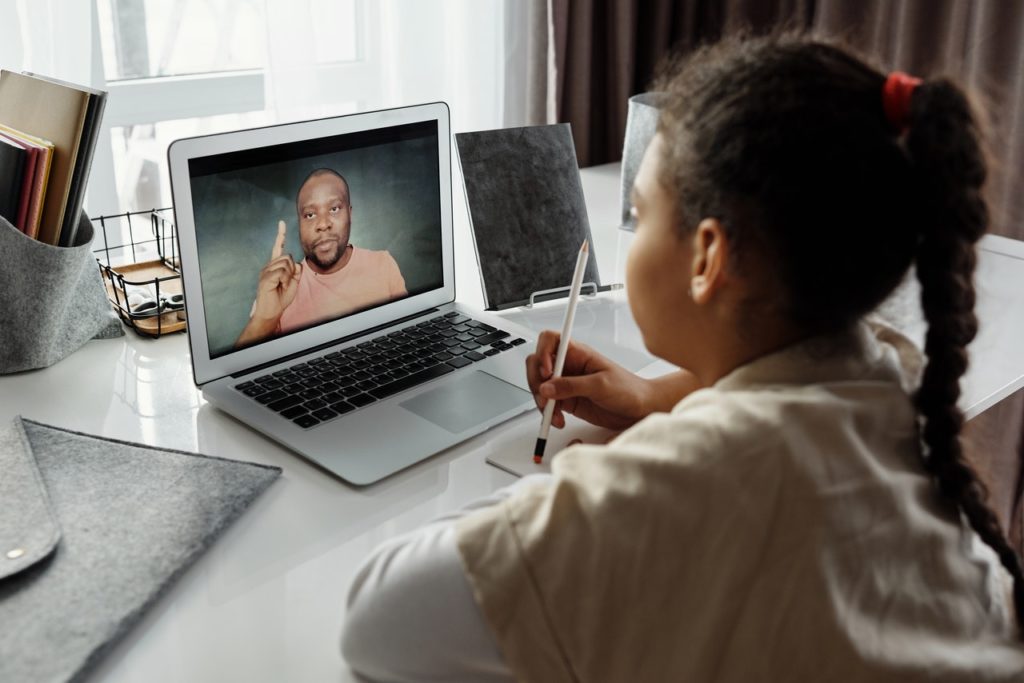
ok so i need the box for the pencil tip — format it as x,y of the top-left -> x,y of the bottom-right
582,239 -> 589,253
533,437 -> 547,462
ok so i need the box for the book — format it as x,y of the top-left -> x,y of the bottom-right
0,134 -> 26,226
14,142 -> 38,232
455,123 -> 602,309
24,72 -> 108,247
0,131 -> 44,233
0,70 -> 91,245
0,126 -> 54,240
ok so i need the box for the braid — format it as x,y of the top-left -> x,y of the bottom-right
907,78 -> 1024,631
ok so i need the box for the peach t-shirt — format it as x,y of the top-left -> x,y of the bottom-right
278,246 -> 406,333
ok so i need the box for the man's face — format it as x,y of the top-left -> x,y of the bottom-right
297,173 -> 352,272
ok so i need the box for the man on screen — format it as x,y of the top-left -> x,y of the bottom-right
235,168 -> 407,347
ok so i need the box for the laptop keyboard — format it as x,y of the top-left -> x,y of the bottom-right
232,311 -> 528,429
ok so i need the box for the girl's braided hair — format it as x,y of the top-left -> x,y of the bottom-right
654,34 -> 1024,631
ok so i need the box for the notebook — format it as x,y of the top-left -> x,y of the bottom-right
0,70 -> 91,245
484,356 -> 675,478
168,103 -> 539,485
23,72 -> 108,247
0,125 -> 55,239
0,133 -> 26,225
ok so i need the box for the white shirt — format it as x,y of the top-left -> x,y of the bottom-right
343,322 -> 1024,682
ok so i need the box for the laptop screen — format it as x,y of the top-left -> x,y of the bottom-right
187,120 -> 444,359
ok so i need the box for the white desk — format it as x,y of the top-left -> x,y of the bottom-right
2,165 -> 1023,682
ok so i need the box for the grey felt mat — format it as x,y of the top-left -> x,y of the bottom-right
455,123 -> 600,309
0,417 -> 281,683
0,214 -> 122,374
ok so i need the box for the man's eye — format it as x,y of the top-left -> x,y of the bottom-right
330,206 -> 339,213
304,212 -> 314,219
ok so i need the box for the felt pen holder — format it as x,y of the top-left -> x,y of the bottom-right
0,212 -> 122,374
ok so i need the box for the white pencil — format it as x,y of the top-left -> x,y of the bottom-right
534,240 -> 590,463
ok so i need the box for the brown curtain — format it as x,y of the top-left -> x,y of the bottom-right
964,390 -> 1024,550
545,0 -> 816,168
812,0 -> 1024,238
543,0 -> 1024,240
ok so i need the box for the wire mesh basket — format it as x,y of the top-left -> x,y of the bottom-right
92,208 -> 186,338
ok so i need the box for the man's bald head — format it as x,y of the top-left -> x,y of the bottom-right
296,168 -> 350,209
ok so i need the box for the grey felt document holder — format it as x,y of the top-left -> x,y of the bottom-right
0,417 -> 282,682
0,213 -> 123,373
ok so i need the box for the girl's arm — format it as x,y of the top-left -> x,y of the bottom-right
341,474 -> 551,682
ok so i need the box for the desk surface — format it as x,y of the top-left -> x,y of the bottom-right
3,164 -> 1024,682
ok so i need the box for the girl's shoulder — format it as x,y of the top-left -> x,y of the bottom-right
565,362 -> 920,494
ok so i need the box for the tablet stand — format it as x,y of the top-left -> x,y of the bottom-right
525,281 -> 600,308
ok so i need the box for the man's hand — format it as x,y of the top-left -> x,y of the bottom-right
235,221 -> 302,347
253,220 -> 302,320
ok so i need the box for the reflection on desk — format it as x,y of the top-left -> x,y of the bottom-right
194,402 -> 451,601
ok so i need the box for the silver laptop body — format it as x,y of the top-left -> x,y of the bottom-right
168,103 -> 535,485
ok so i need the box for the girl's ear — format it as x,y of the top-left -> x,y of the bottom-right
689,218 -> 729,304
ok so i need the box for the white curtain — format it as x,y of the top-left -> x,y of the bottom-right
263,0 -> 524,133
0,0 -> 529,221
0,0 -> 94,85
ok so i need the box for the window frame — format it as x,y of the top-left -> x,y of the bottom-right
87,0 -> 379,219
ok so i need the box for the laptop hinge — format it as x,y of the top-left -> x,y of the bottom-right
229,307 -> 441,379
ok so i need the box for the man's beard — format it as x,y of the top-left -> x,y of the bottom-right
304,238 -> 346,270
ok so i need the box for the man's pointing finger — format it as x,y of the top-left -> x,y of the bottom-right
271,220 -> 286,259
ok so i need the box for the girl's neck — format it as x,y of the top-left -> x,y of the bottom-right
688,318 -> 808,388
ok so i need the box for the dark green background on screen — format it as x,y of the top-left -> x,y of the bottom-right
191,137 -> 442,357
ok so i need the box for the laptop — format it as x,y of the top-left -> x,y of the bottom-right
168,102 -> 538,485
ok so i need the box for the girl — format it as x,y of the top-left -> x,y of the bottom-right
341,35 -> 1024,681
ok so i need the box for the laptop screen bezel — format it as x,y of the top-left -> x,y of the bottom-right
168,102 -> 455,387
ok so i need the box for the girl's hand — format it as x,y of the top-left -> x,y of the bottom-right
526,331 -> 705,431
526,331 -> 655,430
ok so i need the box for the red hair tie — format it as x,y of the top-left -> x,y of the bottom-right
882,72 -> 922,133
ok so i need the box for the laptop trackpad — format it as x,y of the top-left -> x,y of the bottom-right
400,370 -> 532,434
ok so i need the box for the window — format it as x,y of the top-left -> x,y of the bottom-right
86,0 -> 512,219
91,0 -> 367,214
96,0 -> 270,80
